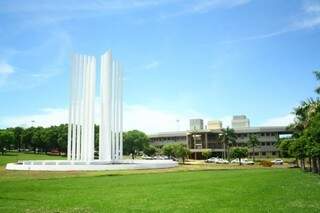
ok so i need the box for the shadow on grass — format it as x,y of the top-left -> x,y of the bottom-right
0,153 -> 18,156
0,196 -> 39,202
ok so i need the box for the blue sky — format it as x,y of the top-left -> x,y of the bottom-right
0,0 -> 319,133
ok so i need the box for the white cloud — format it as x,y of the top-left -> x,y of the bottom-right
0,108 -> 68,128
294,1 -> 320,29
260,114 -> 295,127
0,0 -> 173,13
143,60 -> 160,70
295,15 -> 320,29
31,69 -> 61,80
0,104 -> 208,134
187,0 -> 251,13
1,105 -> 295,133
304,1 -> 320,13
0,60 -> 15,87
124,104 -> 208,133
0,0 -> 251,25
0,60 -> 14,75
0,30 -> 71,90
223,1 -> 320,44
0,0 -> 249,14
161,0 -> 250,19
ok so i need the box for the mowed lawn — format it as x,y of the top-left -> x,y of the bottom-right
0,152 -> 66,167
0,153 -> 320,212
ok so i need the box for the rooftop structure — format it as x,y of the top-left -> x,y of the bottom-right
207,120 -> 222,130
190,119 -> 204,130
232,115 -> 250,129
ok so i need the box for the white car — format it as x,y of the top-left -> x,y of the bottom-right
216,158 -> 229,164
207,157 -> 229,164
153,156 -> 169,160
231,158 -> 254,165
206,157 -> 218,163
271,159 -> 284,165
141,155 -> 153,160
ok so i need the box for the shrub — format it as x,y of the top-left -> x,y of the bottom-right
260,160 -> 273,167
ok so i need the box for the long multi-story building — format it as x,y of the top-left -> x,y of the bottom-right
149,116 -> 292,159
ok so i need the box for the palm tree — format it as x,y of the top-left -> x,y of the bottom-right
314,70 -> 320,94
219,127 -> 237,160
247,134 -> 259,161
291,98 -> 320,133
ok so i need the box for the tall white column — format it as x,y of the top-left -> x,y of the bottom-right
76,55 -> 84,160
80,55 -> 86,161
119,64 -> 123,159
88,56 -> 96,161
111,60 -> 115,160
115,61 -> 119,160
68,55 -> 75,160
100,51 -> 113,161
71,55 -> 78,161
99,55 -> 105,160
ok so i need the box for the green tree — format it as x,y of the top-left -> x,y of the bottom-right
10,127 -> 24,151
276,138 -> 293,158
202,149 -> 211,160
230,147 -> 248,165
21,127 -> 34,151
57,124 -> 68,155
247,134 -> 259,161
143,145 -> 157,157
0,130 -> 14,155
123,130 -> 149,159
314,70 -> 320,94
284,71 -> 320,173
219,127 -> 237,160
300,113 -> 320,173
162,144 -> 175,159
173,144 -> 191,164
289,137 -> 308,171
31,127 -> 46,153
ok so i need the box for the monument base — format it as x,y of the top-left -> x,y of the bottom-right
5,159 -> 178,171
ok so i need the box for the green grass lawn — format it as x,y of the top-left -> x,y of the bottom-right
0,153 -> 319,212
0,152 -> 66,167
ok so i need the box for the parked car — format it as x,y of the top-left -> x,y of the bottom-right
207,157 -> 219,163
207,157 -> 229,164
271,159 -> 284,165
216,158 -> 229,164
141,155 -> 153,160
153,156 -> 169,160
231,158 -> 254,165
243,159 -> 254,165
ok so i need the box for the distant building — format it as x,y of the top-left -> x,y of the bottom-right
190,119 -> 204,130
207,120 -> 222,130
149,117 -> 293,159
232,115 -> 250,129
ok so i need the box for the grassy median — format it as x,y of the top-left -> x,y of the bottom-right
0,153 -> 319,212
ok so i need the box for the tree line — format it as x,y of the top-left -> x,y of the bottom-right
0,125 -> 68,155
0,126 -> 191,163
277,71 -> 320,174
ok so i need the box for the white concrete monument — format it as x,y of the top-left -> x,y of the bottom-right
6,50 -> 177,171
67,51 -> 123,162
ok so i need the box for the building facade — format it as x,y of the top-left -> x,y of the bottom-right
149,126 -> 292,159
